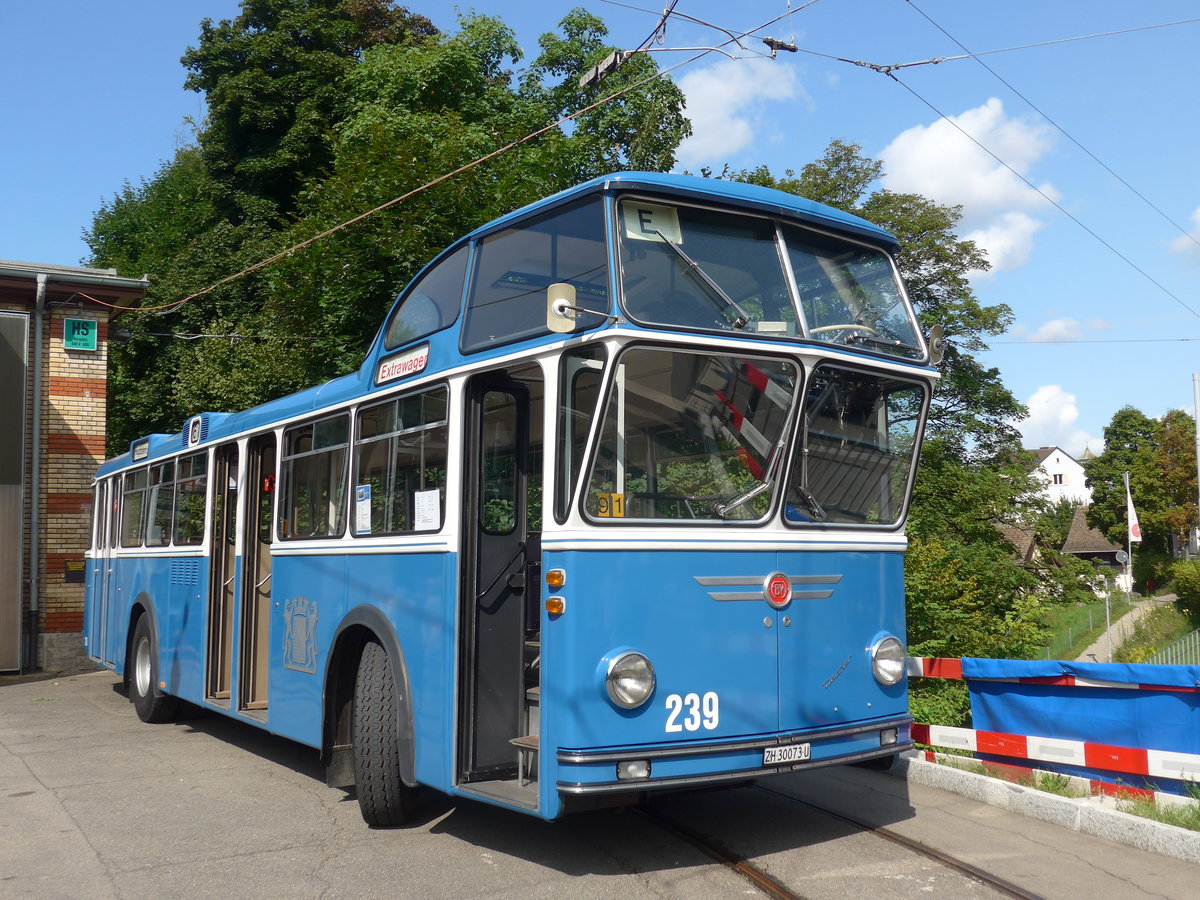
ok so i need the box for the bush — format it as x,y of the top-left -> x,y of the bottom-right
1172,559 -> 1200,607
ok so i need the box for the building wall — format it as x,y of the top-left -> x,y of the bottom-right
1036,449 -> 1092,505
39,311 -> 109,670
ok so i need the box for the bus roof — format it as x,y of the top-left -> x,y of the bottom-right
464,171 -> 899,250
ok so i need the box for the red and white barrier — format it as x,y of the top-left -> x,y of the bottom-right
911,723 -> 1200,783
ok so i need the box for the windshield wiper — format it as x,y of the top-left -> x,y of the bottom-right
793,482 -> 828,521
715,439 -> 786,518
655,230 -> 750,329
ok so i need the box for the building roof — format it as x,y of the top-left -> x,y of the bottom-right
1062,505 -> 1122,555
998,523 -> 1037,562
0,259 -> 149,309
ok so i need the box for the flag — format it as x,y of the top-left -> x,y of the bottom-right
1126,475 -> 1142,543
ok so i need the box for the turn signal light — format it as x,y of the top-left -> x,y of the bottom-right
546,596 -> 566,616
546,568 -> 566,589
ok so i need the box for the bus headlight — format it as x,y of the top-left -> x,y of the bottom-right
606,651 -> 656,708
870,635 -> 906,686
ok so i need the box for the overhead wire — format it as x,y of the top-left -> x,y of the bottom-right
882,72 -> 1200,322
901,1 -> 1200,254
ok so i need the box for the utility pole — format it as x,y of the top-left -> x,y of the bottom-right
1193,374 -> 1200,559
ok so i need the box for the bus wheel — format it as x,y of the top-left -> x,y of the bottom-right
353,639 -> 414,826
130,614 -> 179,724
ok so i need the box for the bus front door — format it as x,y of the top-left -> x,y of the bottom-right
458,370 -> 540,790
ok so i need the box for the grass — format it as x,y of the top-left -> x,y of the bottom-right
1039,594 -> 1132,661
1114,603 -> 1199,663
929,753 -> 1089,799
1116,785 -> 1200,832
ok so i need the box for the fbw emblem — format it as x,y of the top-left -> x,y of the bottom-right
283,597 -> 318,673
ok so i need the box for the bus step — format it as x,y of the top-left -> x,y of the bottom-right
511,734 -> 538,786
525,685 -> 540,703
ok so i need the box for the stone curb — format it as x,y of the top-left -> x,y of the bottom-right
892,752 -> 1200,865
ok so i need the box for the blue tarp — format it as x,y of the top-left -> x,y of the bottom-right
959,658 -> 1200,791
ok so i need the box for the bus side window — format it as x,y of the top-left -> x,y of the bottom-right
354,386 -> 449,535
281,414 -> 349,539
146,461 -> 175,546
120,468 -> 149,547
382,246 -> 469,351
173,452 -> 208,546
461,198 -> 608,352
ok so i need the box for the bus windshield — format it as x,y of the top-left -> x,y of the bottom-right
583,348 -> 798,522
617,198 -> 923,359
785,366 -> 925,526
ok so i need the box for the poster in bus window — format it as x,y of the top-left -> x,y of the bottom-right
415,489 -> 440,531
355,484 -> 372,534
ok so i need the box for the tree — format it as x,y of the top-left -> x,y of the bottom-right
88,4 -> 689,451
180,0 -> 437,224
1084,406 -> 1165,550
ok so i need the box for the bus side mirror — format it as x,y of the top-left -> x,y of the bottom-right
546,283 -> 578,334
928,323 -> 946,365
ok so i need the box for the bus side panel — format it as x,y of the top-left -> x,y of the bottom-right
266,550 -> 454,782
341,552 -> 456,792
268,554 -> 350,748
162,557 -> 211,703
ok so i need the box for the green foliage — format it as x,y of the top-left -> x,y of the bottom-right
1035,497 -> 1079,550
181,0 -> 437,222
909,679 -> 970,728
1117,790 -> 1200,833
1084,406 -> 1198,556
1173,560 -> 1200,607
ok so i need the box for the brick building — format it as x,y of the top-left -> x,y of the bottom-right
0,260 -> 148,672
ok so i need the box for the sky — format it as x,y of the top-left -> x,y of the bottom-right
2,1 -> 1199,458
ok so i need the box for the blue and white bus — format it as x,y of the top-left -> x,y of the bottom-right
85,172 -> 935,825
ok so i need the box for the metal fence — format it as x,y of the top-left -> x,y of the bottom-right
1145,627 -> 1200,666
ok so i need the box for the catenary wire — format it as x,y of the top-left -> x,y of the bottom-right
880,73 -> 1200,322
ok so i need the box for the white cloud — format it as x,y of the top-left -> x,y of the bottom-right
1170,206 -> 1200,256
879,98 -> 1057,275
1017,385 -> 1097,456
675,59 -> 803,168
965,212 -> 1044,275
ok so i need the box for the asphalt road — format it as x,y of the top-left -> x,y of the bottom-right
3,671 -> 1197,898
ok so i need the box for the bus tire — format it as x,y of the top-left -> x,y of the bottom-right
353,639 -> 414,826
130,613 -> 179,724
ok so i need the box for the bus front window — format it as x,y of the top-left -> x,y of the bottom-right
619,201 -> 794,335
786,366 -> 925,527
583,348 -> 798,523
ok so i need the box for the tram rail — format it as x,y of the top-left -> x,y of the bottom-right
637,781 -> 1049,900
